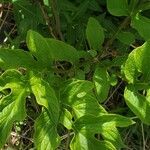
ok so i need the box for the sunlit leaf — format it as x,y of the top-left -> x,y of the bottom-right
60,79 -> 106,118
0,70 -> 29,148
30,73 -> 60,123
124,85 -> 150,125
124,40 -> 150,83
34,109 -> 60,150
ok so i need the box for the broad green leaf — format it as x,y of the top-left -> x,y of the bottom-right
93,66 -> 110,103
34,109 -> 60,150
107,0 -> 129,16
70,133 -> 116,150
26,30 -> 53,66
30,73 -> 60,123
101,126 -> 125,149
60,79 -> 106,118
46,38 -> 79,63
123,50 -> 137,83
124,40 -> 150,83
71,114 -> 134,150
27,30 -> 79,65
59,108 -> 73,130
86,17 -> 104,51
74,114 -> 135,130
0,70 -> 29,148
131,13 -> 150,40
124,85 -> 150,125
134,40 -> 150,79
0,49 -> 37,70
117,31 -> 135,45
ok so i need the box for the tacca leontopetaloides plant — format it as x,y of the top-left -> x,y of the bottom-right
0,29 -> 135,150
1,0 -> 150,149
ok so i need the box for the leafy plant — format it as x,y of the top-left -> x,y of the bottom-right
1,0 -> 150,149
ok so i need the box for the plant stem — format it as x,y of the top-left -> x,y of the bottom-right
141,123 -> 145,150
50,0 -> 64,41
97,16 -> 130,60
104,17 -> 130,50
38,2 -> 56,39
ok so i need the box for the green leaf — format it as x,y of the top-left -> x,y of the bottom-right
101,126 -> 125,149
0,49 -> 37,70
70,133 -> 116,150
0,70 -> 29,148
93,66 -> 110,103
13,1 -> 44,37
124,85 -> 150,125
74,114 -> 135,130
86,17 -> 104,51
59,108 -> 73,130
30,73 -> 60,123
124,40 -> 150,83
60,79 -> 106,118
34,109 -> 60,150
107,0 -> 129,16
123,50 -> 137,83
46,38 -> 79,63
27,30 -> 79,65
131,13 -> 150,40
26,30 -> 53,66
117,31 -> 135,45
71,114 -> 134,150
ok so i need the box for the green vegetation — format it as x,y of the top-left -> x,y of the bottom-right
0,0 -> 150,149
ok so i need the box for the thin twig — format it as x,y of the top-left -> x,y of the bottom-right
104,81 -> 123,105
0,3 -> 11,31
60,132 -> 74,141
65,131 -> 70,150
3,24 -> 16,43
97,17 -> 130,60
50,0 -> 64,41
11,132 -> 33,143
38,2 -> 56,39
141,123 -> 145,150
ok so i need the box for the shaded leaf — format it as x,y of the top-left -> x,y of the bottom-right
117,31 -> 135,45
86,17 -> 104,51
107,0 -> 129,16
0,49 -> 37,70
46,38 -> 79,63
131,13 -> 150,40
